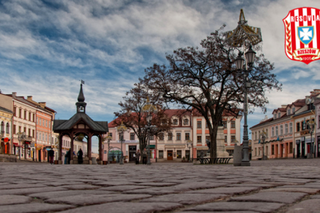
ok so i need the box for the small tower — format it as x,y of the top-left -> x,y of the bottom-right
76,82 -> 87,113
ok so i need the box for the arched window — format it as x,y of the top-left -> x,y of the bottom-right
6,123 -> 9,134
1,121 -> 4,134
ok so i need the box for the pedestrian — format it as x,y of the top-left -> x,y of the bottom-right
48,148 -> 54,164
77,148 -> 83,164
135,149 -> 140,164
65,148 -> 71,164
142,148 -> 147,164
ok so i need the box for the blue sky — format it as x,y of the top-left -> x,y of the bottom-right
0,0 -> 320,151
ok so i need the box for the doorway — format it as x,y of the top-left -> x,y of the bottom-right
167,150 -> 173,160
280,144 -> 283,158
38,150 -> 41,162
302,142 -> 305,158
129,146 -> 136,162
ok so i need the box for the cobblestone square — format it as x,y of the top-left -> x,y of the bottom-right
1,159 -> 320,213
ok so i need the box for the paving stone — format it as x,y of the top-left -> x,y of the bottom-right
285,199 -> 320,213
0,184 -> 47,190
171,182 -> 228,191
136,182 -> 177,187
124,187 -> 177,195
189,187 -> 258,195
62,184 -> 101,190
28,190 -> 116,199
185,201 -> 284,212
139,193 -> 227,205
0,203 -> 74,213
229,183 -> 275,188
59,202 -> 182,213
178,212 -> 257,213
310,194 -> 320,199
0,195 -> 31,205
47,194 -> 151,205
230,191 -> 306,203
98,185 -> 150,191
0,187 -> 65,195
264,187 -> 320,194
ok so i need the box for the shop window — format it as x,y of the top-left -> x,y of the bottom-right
177,150 -> 182,158
159,150 -> 163,159
290,142 -> 293,153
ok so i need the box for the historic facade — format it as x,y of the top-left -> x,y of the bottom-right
0,93 -> 13,154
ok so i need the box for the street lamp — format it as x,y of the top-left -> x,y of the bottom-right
307,117 -> 315,158
142,97 -> 157,165
17,132 -> 26,160
117,122 -> 127,165
187,140 -> 193,162
235,45 -> 256,166
105,133 -> 113,165
260,129 -> 268,160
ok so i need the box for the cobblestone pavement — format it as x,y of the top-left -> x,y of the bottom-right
1,159 -> 320,213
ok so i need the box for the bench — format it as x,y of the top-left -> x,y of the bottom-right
197,157 -> 232,164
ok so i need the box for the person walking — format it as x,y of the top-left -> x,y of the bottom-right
77,148 -> 83,164
135,149 -> 140,164
48,148 -> 54,164
142,148 -> 147,164
65,148 -> 71,164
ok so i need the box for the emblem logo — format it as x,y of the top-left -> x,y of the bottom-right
283,7 -> 320,64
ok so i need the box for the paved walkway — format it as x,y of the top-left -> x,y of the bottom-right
0,159 -> 320,213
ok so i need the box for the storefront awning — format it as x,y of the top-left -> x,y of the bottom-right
13,143 -> 19,146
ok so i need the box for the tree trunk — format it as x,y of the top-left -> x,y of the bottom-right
209,125 -> 218,164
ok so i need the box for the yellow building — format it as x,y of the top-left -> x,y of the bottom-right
0,93 -> 13,154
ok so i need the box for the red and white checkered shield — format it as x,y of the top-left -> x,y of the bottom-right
283,7 -> 320,65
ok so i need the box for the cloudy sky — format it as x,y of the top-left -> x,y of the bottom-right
0,0 -> 319,150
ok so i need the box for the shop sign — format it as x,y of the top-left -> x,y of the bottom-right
300,130 -> 310,136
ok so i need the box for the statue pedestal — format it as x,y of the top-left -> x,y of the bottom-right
217,126 -> 230,158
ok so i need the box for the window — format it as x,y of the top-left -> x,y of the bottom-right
6,123 -> 9,134
176,133 -> 181,140
285,124 -> 288,134
225,136 -> 227,142
149,135 -> 154,140
130,133 -> 135,140
29,112 -> 31,121
13,125 -> 16,134
266,129 -> 268,137
206,136 -> 210,143
24,110 -> 26,120
46,120 -> 47,127
185,133 -> 190,141
159,150 -> 163,159
255,148 -> 257,156
289,142 -> 293,153
278,113 -> 281,118
19,126 -> 21,133
290,123 -> 292,133
292,107 -> 295,114
32,130 -> 34,138
185,150 -> 190,160
19,109 -> 21,118
183,119 -> 189,125
287,109 -> 290,115
255,132 -> 257,140
159,133 -> 164,140
302,120 -> 306,130
13,107 -> 16,116
24,127 -> 26,134
272,127 -> 274,136
231,121 -> 235,128
231,136 -> 236,142
276,126 -> 278,136
104,150 -> 107,154
280,125 -> 283,135
197,121 -> 202,129
197,136 -> 201,143
28,128 -> 31,136
297,122 -> 300,132
173,119 -> 178,125
223,121 -> 227,128
273,114 -> 276,119
168,133 -> 173,140
177,150 -> 182,158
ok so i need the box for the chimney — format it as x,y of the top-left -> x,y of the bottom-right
12,92 -> 17,97
281,105 -> 287,108
27,96 -> 33,101
39,102 -> 46,108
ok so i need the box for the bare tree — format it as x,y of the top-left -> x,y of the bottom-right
113,82 -> 171,162
141,31 -> 282,161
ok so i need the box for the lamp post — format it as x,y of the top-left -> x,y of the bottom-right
117,122 -> 127,165
142,97 -> 157,165
105,133 -> 112,165
187,140 -> 193,162
17,132 -> 26,160
307,118 -> 315,158
260,129 -> 268,160
235,45 -> 256,166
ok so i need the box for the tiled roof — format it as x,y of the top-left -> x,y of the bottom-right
0,106 -> 13,114
250,117 -> 273,129
53,113 -> 108,132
